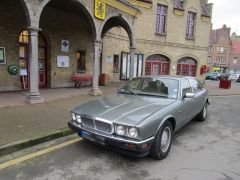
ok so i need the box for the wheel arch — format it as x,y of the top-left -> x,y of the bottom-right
156,116 -> 176,136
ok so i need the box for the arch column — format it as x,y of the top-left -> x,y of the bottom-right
26,27 -> 44,104
89,40 -> 102,96
129,47 -> 136,80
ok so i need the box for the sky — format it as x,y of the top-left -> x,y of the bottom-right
208,0 -> 240,35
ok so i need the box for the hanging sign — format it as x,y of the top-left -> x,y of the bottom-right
95,0 -> 106,20
61,40 -> 69,52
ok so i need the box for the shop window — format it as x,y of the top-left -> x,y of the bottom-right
120,52 -> 143,80
76,50 -> 86,73
186,12 -> 196,39
113,55 -> 119,73
156,4 -> 167,34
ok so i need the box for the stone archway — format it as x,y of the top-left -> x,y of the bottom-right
100,15 -> 136,81
100,15 -> 135,48
177,57 -> 197,77
39,0 -> 98,89
36,0 -> 97,40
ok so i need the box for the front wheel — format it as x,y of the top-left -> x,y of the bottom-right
196,102 -> 208,122
150,121 -> 173,160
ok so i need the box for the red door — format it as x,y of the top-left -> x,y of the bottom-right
145,61 -> 170,76
177,64 -> 197,77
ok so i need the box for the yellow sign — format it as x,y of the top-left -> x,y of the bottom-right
95,0 -> 106,20
213,67 -> 220,71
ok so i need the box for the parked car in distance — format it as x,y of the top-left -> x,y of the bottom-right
236,76 -> 240,82
219,73 -> 231,80
205,72 -> 213,80
209,72 -> 222,80
228,73 -> 240,81
68,76 -> 209,160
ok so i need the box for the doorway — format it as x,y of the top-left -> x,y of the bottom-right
19,30 -> 48,89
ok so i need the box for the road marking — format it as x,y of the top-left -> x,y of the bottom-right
0,137 -> 81,170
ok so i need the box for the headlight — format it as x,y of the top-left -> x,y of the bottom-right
76,115 -> 81,123
128,127 -> 138,138
115,125 -> 125,135
71,112 -> 76,121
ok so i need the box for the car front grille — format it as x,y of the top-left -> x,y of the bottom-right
81,116 -> 95,129
81,116 -> 113,134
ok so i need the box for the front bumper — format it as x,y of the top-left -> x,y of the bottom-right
68,121 -> 154,157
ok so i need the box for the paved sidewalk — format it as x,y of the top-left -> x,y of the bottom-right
205,80 -> 240,96
0,85 -> 121,153
0,81 -> 239,155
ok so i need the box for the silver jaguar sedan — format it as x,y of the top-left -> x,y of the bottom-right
68,76 -> 209,160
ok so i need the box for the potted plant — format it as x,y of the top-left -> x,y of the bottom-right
219,75 -> 231,89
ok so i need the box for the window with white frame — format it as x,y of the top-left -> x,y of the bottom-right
208,47 -> 212,53
120,52 -> 144,80
233,57 -> 238,64
207,56 -> 212,64
217,46 -> 225,53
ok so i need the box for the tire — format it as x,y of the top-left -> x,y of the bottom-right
196,102 -> 208,122
150,121 -> 173,160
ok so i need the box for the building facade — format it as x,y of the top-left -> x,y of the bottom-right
208,25 -> 232,73
102,0 -> 212,82
0,0 -> 212,104
230,33 -> 240,73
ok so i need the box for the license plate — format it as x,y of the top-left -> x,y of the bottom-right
81,131 -> 106,145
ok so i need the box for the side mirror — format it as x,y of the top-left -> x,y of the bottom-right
184,93 -> 195,99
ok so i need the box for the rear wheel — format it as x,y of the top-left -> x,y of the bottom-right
196,102 -> 208,122
150,121 -> 173,160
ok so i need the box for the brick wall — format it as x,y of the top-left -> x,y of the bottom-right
0,1 -> 27,91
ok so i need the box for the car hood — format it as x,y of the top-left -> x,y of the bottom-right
72,93 -> 176,126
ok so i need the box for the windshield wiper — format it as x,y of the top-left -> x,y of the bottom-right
137,93 -> 168,98
126,88 -> 138,96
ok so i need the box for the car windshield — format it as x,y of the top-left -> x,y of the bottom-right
119,77 -> 179,99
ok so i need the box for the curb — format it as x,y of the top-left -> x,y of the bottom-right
209,94 -> 240,97
0,128 -> 74,156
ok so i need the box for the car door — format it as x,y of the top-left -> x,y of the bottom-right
188,78 -> 206,116
176,78 -> 196,128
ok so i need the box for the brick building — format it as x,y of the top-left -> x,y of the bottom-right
0,0 -> 212,104
208,25 -> 232,73
230,33 -> 240,73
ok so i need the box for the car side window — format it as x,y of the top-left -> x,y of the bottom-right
181,79 -> 192,97
189,79 -> 202,93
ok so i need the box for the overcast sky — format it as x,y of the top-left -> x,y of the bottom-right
208,0 -> 240,35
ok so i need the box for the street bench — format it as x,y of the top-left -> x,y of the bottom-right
72,74 -> 92,88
